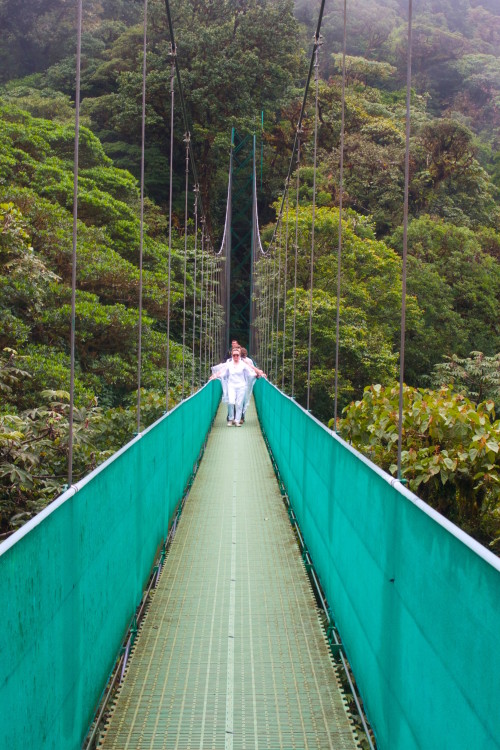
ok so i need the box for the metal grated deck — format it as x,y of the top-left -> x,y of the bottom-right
98,400 -> 359,749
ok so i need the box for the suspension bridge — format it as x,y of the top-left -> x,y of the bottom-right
1,1 -> 500,749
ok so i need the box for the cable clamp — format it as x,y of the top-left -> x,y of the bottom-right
184,131 -> 191,144
169,42 -> 177,58
390,477 -> 408,488
329,642 -> 344,658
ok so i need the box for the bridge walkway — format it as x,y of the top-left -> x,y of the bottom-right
98,400 -> 359,749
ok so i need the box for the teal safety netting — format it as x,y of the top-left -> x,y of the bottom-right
0,381 -> 221,750
254,378 -> 500,750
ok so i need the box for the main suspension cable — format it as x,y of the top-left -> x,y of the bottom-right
162,0 -> 211,240
267,0 -> 326,252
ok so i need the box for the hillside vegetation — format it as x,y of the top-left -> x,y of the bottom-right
1,0 -> 499,546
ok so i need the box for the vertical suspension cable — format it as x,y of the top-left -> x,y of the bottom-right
250,135 -> 256,355
270,240 -> 277,382
397,0 -> 413,479
165,48 -> 175,409
307,40 -> 321,412
204,252 -> 210,378
199,222 -> 205,381
281,183 -> 290,391
68,0 -> 82,486
214,258 -> 220,360
136,0 -> 148,433
262,257 -> 270,372
291,130 -> 301,399
211,261 -> 215,364
205,255 -> 212,370
181,131 -> 190,400
218,257 -> 223,359
265,256 -> 271,368
191,186 -> 199,393
333,0 -> 347,431
267,252 -> 273,374
274,217 -> 282,383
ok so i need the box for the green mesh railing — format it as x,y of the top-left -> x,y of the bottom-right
254,378 -> 500,750
0,380 -> 221,750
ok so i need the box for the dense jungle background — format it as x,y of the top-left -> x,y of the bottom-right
1,0 -> 499,547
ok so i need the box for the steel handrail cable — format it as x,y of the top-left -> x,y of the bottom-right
333,0 -> 347,431
397,0 -> 413,480
306,41 -> 320,412
68,0 -> 83,485
250,0 -> 327,263
136,0 -> 148,432
181,132 -> 190,400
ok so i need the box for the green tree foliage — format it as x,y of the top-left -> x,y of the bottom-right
0,0 -> 142,83
339,383 -> 500,545
0,348 -> 168,534
432,351 -> 500,405
0,101 -> 222,531
42,0 -> 303,222
294,0 -> 500,196
256,205 -> 418,421
0,349 -> 100,533
388,216 -> 500,382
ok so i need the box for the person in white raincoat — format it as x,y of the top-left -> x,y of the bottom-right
239,347 -> 257,423
210,348 -> 255,426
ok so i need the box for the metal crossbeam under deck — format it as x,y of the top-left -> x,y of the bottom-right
98,401 -> 358,750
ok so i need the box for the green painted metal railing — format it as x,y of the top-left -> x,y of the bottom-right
0,380 -> 221,750
254,378 -> 500,750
